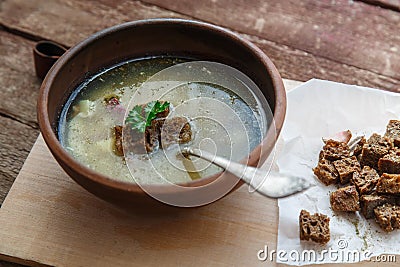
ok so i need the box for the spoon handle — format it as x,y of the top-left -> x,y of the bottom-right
182,147 -> 312,198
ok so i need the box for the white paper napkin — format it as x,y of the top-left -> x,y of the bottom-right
276,79 -> 400,265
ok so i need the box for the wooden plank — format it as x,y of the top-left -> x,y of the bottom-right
0,30 -> 41,127
0,31 -> 40,206
245,33 -> 400,92
0,0 -> 399,92
142,0 -> 400,81
0,116 -> 38,205
0,0 -> 186,47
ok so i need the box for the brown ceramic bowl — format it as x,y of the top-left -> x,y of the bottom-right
37,18 -> 286,210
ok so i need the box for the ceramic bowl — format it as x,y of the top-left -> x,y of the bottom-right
37,18 -> 286,210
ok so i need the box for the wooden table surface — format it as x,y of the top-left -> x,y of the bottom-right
0,0 -> 399,266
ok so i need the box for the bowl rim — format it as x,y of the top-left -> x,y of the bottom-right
37,18 -> 286,196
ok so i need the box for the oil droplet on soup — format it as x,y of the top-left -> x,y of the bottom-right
59,57 -> 266,184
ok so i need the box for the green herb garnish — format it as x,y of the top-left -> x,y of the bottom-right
125,100 -> 170,133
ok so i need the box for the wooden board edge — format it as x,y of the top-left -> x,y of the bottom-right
0,254 -> 52,267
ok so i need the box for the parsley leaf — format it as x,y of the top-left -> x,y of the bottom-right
125,100 -> 170,133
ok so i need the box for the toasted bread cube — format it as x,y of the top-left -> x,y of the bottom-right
313,157 -> 339,186
376,173 -> 400,194
321,140 -> 350,161
352,166 -> 380,195
385,120 -> 400,147
378,149 -> 400,174
113,125 -> 124,156
352,136 -> 366,157
330,185 -> 360,212
299,210 -> 330,244
360,194 -> 397,219
360,134 -> 393,169
160,117 -> 192,148
333,156 -> 360,184
374,204 -> 400,232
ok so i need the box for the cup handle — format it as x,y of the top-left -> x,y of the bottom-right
33,41 -> 68,80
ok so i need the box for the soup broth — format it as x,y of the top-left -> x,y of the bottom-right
59,57 -> 267,184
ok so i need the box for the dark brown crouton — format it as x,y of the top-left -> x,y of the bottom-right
333,156 -> 360,184
385,120 -> 400,147
352,136 -> 366,157
113,125 -> 124,156
299,210 -> 330,244
313,156 -> 339,185
145,118 -> 163,151
155,106 -> 170,119
376,173 -> 400,194
321,140 -> 350,161
330,185 -> 360,212
121,116 -> 192,155
115,119 -> 163,156
359,134 -> 393,169
360,194 -> 397,219
352,166 -> 380,195
121,125 -> 155,155
378,149 -> 400,174
160,117 -> 192,148
374,204 -> 400,232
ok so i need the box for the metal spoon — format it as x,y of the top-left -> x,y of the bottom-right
181,147 -> 313,198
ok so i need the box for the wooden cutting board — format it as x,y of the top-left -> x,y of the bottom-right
1,79 -> 395,267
